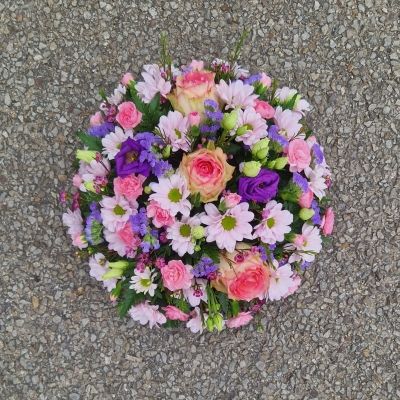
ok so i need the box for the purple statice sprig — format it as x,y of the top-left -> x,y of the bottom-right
311,143 -> 324,165
268,125 -> 289,148
84,209 -> 104,246
87,121 -> 115,137
192,256 -> 219,278
130,208 -> 149,236
243,74 -> 262,85
292,172 -> 309,193
310,200 -> 322,225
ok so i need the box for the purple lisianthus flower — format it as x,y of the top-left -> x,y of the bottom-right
115,137 -> 150,178
238,169 -> 280,203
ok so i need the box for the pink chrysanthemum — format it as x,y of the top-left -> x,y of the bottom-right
267,262 -> 295,301
88,253 -> 117,292
216,80 -> 258,110
166,214 -> 202,257
230,107 -> 268,148
157,111 -> 190,152
102,126 -> 134,160
275,87 -> 310,118
107,83 -> 126,105
149,173 -> 191,217
62,208 -> 84,235
183,278 -> 208,307
201,203 -> 254,253
128,301 -> 167,329
273,106 -> 303,139
253,200 -> 293,244
285,223 -> 323,264
304,165 -> 328,200
186,307 -> 208,334
100,195 -> 138,232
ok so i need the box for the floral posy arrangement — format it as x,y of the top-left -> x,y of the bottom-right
62,33 -> 334,332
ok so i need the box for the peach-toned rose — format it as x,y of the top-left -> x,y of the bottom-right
298,189 -> 313,208
121,73 -> 134,86
114,174 -> 146,201
254,99 -> 275,119
212,245 -> 270,301
116,101 -> 142,130
321,207 -> 334,236
146,200 -> 175,228
179,147 -> 234,203
162,305 -> 190,321
90,111 -> 104,127
287,139 -> 311,173
167,70 -> 219,116
224,193 -> 241,208
226,312 -> 253,328
161,260 -> 193,292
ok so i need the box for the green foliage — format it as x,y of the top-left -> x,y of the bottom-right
117,287 -> 145,319
79,190 -> 103,203
75,131 -> 103,152
230,300 -> 240,317
202,245 -> 221,265
189,192 -> 201,208
216,291 -> 229,315
282,93 -> 300,111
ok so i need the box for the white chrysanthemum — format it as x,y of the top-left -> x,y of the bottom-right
230,107 -> 268,148
266,262 -> 294,301
304,165 -> 328,200
149,174 -> 191,217
100,195 -> 138,232
102,126 -> 134,160
216,79 -> 258,110
157,111 -> 190,152
129,268 -> 157,297
166,214 -> 202,257
107,84 -> 126,105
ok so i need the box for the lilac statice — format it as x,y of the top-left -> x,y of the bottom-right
205,109 -> 223,121
204,99 -> 219,110
257,246 -> 268,262
243,74 -> 262,85
134,132 -> 166,168
268,125 -> 289,148
140,231 -> 160,252
192,257 -> 219,278
293,172 -> 309,193
84,209 -> 104,246
152,159 -> 173,178
311,143 -> 324,164
310,200 -> 322,225
299,261 -> 311,270
200,124 -> 220,134
87,121 -> 115,137
130,208 -> 149,236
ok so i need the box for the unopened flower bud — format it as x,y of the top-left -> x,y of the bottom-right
83,181 -> 96,192
108,260 -> 129,270
188,112 -> 201,126
144,186 -> 152,195
76,150 -> 97,163
194,245 -> 201,252
299,208 -> 315,221
221,110 -> 238,130
102,269 -> 124,280
236,125 -> 248,136
206,317 -> 215,332
251,138 -> 270,159
274,157 -> 288,169
162,145 -> 171,158
192,226 -> 205,239
243,161 -> 262,177
213,314 -> 223,331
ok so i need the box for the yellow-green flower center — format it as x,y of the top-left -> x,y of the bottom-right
114,205 -> 126,216
221,216 -> 236,231
174,129 -> 182,139
168,188 -> 182,203
179,224 -> 191,238
267,218 -> 275,229
141,278 -> 151,287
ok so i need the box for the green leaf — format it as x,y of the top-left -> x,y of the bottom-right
216,291 -> 229,315
230,300 -> 240,317
75,131 -> 103,152
225,143 -> 241,156
282,93 -> 300,111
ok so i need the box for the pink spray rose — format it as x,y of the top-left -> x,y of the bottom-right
253,99 -> 275,119
90,111 -> 104,127
298,189 -> 314,208
260,73 -> 272,88
321,207 -> 335,235
224,193 -> 241,208
167,69 -> 219,116
116,221 -> 135,246
114,174 -> 146,201
161,260 -> 193,292
121,73 -> 134,86
146,200 -> 175,228
188,111 -> 201,126
162,305 -> 190,321
226,312 -> 253,328
179,147 -> 234,203
288,139 -> 311,173
116,101 -> 142,130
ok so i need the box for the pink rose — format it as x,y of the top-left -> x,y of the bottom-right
224,193 -> 241,208
226,312 -> 253,328
260,73 -> 272,88
321,207 -> 334,236
167,70 -> 218,116
90,111 -> 104,127
254,99 -> 275,119
283,273 -> 301,298
115,221 -> 135,246
298,189 -> 313,208
161,260 -> 193,292
288,139 -> 311,173
179,147 -> 234,203
121,73 -> 134,86
114,174 -> 146,201
188,111 -> 201,126
71,233 -> 87,249
212,245 -> 270,301
162,305 -> 190,321
189,60 -> 204,71
146,200 -> 175,228
116,101 -> 142,130
73,174 -> 82,188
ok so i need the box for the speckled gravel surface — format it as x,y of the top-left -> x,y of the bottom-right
1,1 -> 400,399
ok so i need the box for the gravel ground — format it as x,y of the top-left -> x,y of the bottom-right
1,1 -> 399,399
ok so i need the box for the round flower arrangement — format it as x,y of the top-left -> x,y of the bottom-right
62,34 -> 334,332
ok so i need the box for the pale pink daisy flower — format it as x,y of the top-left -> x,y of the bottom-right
62,208 -> 84,235
157,111 -> 190,152
230,107 -> 268,148
107,83 -> 126,105
184,278 -> 208,307
166,214 -> 203,257
275,87 -> 310,118
266,261 -> 295,301
304,165 -> 328,200
88,253 -> 117,292
283,272 -> 301,298
253,200 -> 293,244
128,301 -> 167,329
100,195 -> 138,232
226,312 -> 253,328
102,126 -> 134,160
103,221 -> 140,257
216,79 -> 258,110
71,233 -> 87,249
186,307 -> 207,334
80,158 -> 111,192
273,106 -> 303,140
149,173 -> 191,217
201,203 -> 254,253
129,268 -> 158,297
285,223 -> 323,264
